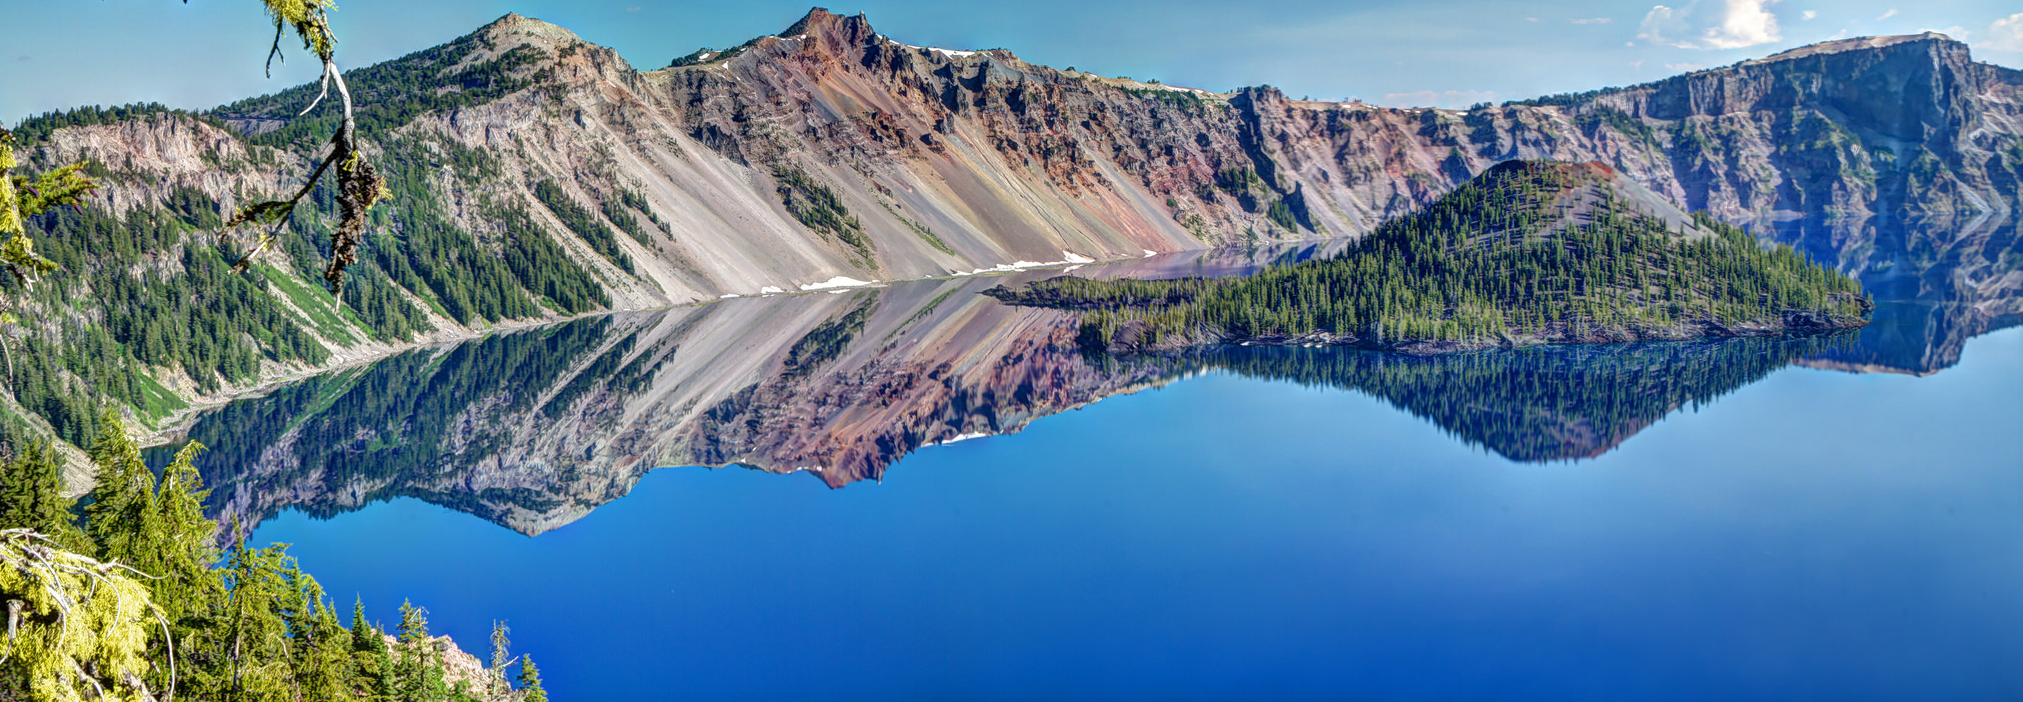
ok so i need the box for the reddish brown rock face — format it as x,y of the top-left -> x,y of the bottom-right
16,12 -> 2014,456
46,10 -> 2018,313
25,10 -> 2023,536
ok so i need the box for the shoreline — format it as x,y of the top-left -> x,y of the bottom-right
134,254 -> 1166,447
1079,313 -> 1872,357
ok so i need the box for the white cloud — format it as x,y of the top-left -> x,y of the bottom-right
1379,89 -> 1500,109
1801,10 -> 1817,20
1638,0 -> 1784,50
1572,18 -> 1613,25
1984,13 -> 2023,52
1666,62 -> 1708,71
1877,9 -> 1898,20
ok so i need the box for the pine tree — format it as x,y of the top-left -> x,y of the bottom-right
375,634 -> 400,700
353,597 -> 376,650
0,441 -> 88,550
220,536 -> 296,701
79,414 -> 229,695
82,410 -> 153,563
396,599 -> 450,701
518,655 -> 548,702
352,595 -> 397,700
286,571 -> 357,702
151,440 -> 223,622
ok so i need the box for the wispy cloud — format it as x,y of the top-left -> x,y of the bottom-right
1638,0 -> 1784,50
1801,10 -> 1817,20
1572,18 -> 1612,25
1379,89 -> 1499,109
1665,62 -> 1708,71
1877,9 -> 1898,20
1985,13 -> 2023,51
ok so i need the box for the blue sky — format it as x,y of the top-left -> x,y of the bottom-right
4,0 -> 2021,125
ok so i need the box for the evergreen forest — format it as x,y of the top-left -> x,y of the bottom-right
0,414 -> 550,701
0,34 -> 612,452
1156,333 -> 1849,461
992,161 -> 1870,351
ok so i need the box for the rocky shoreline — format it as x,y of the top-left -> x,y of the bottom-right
1081,308 -> 1871,356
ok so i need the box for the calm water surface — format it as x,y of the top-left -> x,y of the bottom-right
249,323 -> 2023,701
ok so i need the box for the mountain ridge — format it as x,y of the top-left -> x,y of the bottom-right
1,7 -> 2018,466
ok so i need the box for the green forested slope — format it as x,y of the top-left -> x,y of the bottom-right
0,34 -> 609,452
992,161 -> 1870,352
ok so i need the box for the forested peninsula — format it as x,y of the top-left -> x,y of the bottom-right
988,161 -> 1873,354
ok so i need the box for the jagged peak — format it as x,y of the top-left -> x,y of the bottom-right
781,7 -> 854,37
665,7 -> 882,69
787,7 -> 884,56
1749,32 -> 1964,65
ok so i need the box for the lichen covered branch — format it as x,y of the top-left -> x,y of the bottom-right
227,1 -> 385,295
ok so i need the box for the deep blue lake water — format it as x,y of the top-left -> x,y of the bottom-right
246,322 -> 2023,701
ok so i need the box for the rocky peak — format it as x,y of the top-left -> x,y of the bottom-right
784,7 -> 930,67
781,7 -> 874,43
468,12 -> 631,86
477,12 -> 584,44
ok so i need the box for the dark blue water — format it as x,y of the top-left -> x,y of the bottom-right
253,326 -> 2023,701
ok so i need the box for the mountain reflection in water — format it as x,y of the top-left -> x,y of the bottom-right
1183,336 -> 1848,462
158,222 -> 2022,536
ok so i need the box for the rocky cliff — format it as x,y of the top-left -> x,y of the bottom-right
5,8 -> 2021,462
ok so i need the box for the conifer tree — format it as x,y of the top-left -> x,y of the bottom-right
0,441 -> 88,550
396,599 -> 450,701
352,596 -> 398,698
350,599 -> 398,701
81,411 -> 152,562
519,655 -> 549,702
285,571 -> 358,702
219,536 -> 297,700
151,440 -> 224,622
